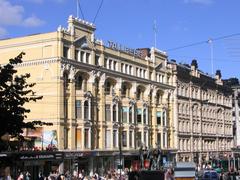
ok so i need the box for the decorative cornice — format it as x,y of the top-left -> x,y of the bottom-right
15,57 -> 59,68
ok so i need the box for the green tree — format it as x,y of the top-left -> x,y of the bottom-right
0,52 -> 51,140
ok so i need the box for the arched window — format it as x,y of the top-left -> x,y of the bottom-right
76,75 -> 83,90
84,101 -> 89,120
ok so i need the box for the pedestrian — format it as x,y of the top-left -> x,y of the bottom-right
26,171 -> 31,180
17,173 -> 24,180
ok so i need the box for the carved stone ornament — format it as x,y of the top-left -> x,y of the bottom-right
113,123 -> 119,129
129,99 -> 136,106
84,91 -> 93,99
69,66 -> 76,80
84,121 -> 92,127
143,101 -> 148,108
113,96 -> 120,105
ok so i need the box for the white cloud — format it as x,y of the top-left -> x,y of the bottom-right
0,0 -> 24,26
23,16 -> 45,27
184,0 -> 213,5
0,27 -> 7,37
0,0 -> 45,28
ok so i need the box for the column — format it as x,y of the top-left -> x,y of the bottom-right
58,72 -> 65,150
83,52 -> 86,63
88,99 -> 91,121
69,79 -> 76,150
98,84 -> 105,149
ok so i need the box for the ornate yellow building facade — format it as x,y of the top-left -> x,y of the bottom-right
0,16 -> 176,172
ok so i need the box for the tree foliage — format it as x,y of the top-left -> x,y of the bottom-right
0,52 -> 51,139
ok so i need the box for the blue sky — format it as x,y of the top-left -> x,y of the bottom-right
0,0 -> 240,79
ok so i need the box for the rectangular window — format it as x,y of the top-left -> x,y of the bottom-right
109,59 -> 112,69
105,104 -> 111,121
104,58 -> 107,67
121,63 -> 124,72
157,111 -> 161,125
137,108 -> 142,124
122,131 -> 127,147
75,100 -> 82,119
113,130 -> 117,148
113,61 -> 117,71
76,129 -> 82,149
129,131 -> 133,148
63,46 -> 69,58
122,107 -> 128,123
84,129 -> 89,148
105,130 -> 111,148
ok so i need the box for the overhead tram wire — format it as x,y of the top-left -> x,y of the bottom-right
165,33 -> 240,52
93,0 -> 104,23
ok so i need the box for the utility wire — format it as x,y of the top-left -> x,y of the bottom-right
165,33 -> 240,52
77,0 -> 85,20
93,0 -> 104,23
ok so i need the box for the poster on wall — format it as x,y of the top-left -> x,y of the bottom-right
43,130 -> 58,149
